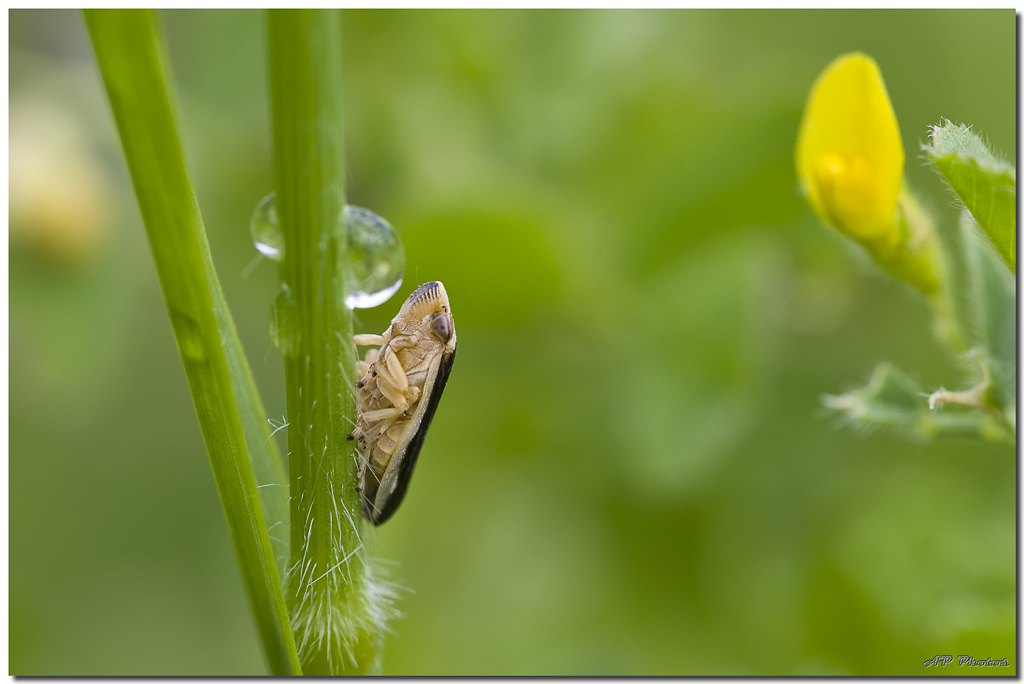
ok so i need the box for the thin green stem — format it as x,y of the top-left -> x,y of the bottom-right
897,186 -> 967,354
84,9 -> 300,675
927,290 -> 967,355
268,9 -> 386,674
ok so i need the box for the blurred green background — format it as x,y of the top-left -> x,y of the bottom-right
9,9 -> 1015,676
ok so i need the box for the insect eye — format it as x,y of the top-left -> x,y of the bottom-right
430,312 -> 453,342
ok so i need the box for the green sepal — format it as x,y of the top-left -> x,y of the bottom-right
823,363 -> 1010,444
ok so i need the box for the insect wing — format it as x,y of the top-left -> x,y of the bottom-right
367,345 -> 456,525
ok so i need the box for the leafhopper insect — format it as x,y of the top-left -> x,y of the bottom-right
348,281 -> 457,525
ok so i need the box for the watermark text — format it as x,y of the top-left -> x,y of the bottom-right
923,655 -> 1009,668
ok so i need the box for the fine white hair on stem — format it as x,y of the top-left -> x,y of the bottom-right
287,531 -> 402,672
285,442 -> 402,672
267,416 -> 290,441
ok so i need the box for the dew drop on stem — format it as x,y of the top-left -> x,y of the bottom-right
251,193 -> 405,309
251,191 -> 284,261
269,287 -> 300,356
340,205 -> 405,310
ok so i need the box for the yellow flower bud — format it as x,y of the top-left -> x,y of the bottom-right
797,52 -> 903,248
797,52 -> 939,296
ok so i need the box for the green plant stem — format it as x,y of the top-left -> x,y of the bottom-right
268,10 -> 381,674
85,9 -> 300,675
927,290 -> 966,355
896,186 -> 966,355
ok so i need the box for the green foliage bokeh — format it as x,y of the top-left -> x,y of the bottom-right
9,9 -> 1015,675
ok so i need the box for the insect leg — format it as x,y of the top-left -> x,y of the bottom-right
385,348 -> 409,391
354,334 -> 387,346
356,449 -> 372,492
375,370 -> 409,410
361,406 -> 405,422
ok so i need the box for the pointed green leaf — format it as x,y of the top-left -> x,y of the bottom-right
960,212 -> 1016,417
925,120 -> 1016,273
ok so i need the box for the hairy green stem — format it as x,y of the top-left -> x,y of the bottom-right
84,9 -> 300,675
268,9 -> 386,674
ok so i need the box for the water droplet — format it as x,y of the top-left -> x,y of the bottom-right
341,205 -> 405,309
251,192 -> 284,261
269,287 -> 300,356
251,196 -> 405,308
